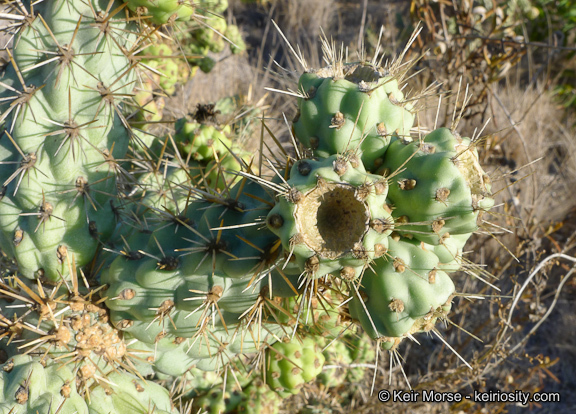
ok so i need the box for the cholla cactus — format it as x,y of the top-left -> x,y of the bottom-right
260,30 -> 494,359
0,1 -> 497,412
0,0 -> 139,283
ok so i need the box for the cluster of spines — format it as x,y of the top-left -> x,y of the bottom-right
0,252 -> 185,413
101,176 -> 287,375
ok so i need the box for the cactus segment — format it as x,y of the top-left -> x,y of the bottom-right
102,178 -> 283,374
0,355 -> 88,414
384,127 -> 494,246
86,371 -> 178,414
0,0 -> 137,282
266,337 -> 325,397
174,119 -> 233,162
293,62 -> 415,170
0,354 -> 178,414
348,237 -> 455,344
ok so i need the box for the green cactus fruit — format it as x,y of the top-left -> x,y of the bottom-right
225,25 -> 247,54
125,0 -> 195,25
133,81 -> 166,125
214,96 -> 240,117
178,41 -> 210,69
0,0 -> 137,282
293,61 -> 415,170
192,383 -> 244,414
174,118 -> 233,162
236,377 -> 281,414
197,16 -> 228,53
201,0 -> 229,14
348,237 -> 455,345
316,339 -> 351,388
198,55 -> 217,73
383,127 -> 494,247
173,0 -> 244,73
172,108 -> 258,192
266,155 -> 393,280
139,43 -> 185,95
266,336 -> 325,397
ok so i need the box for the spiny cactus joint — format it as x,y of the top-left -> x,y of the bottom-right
0,1 -> 495,412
